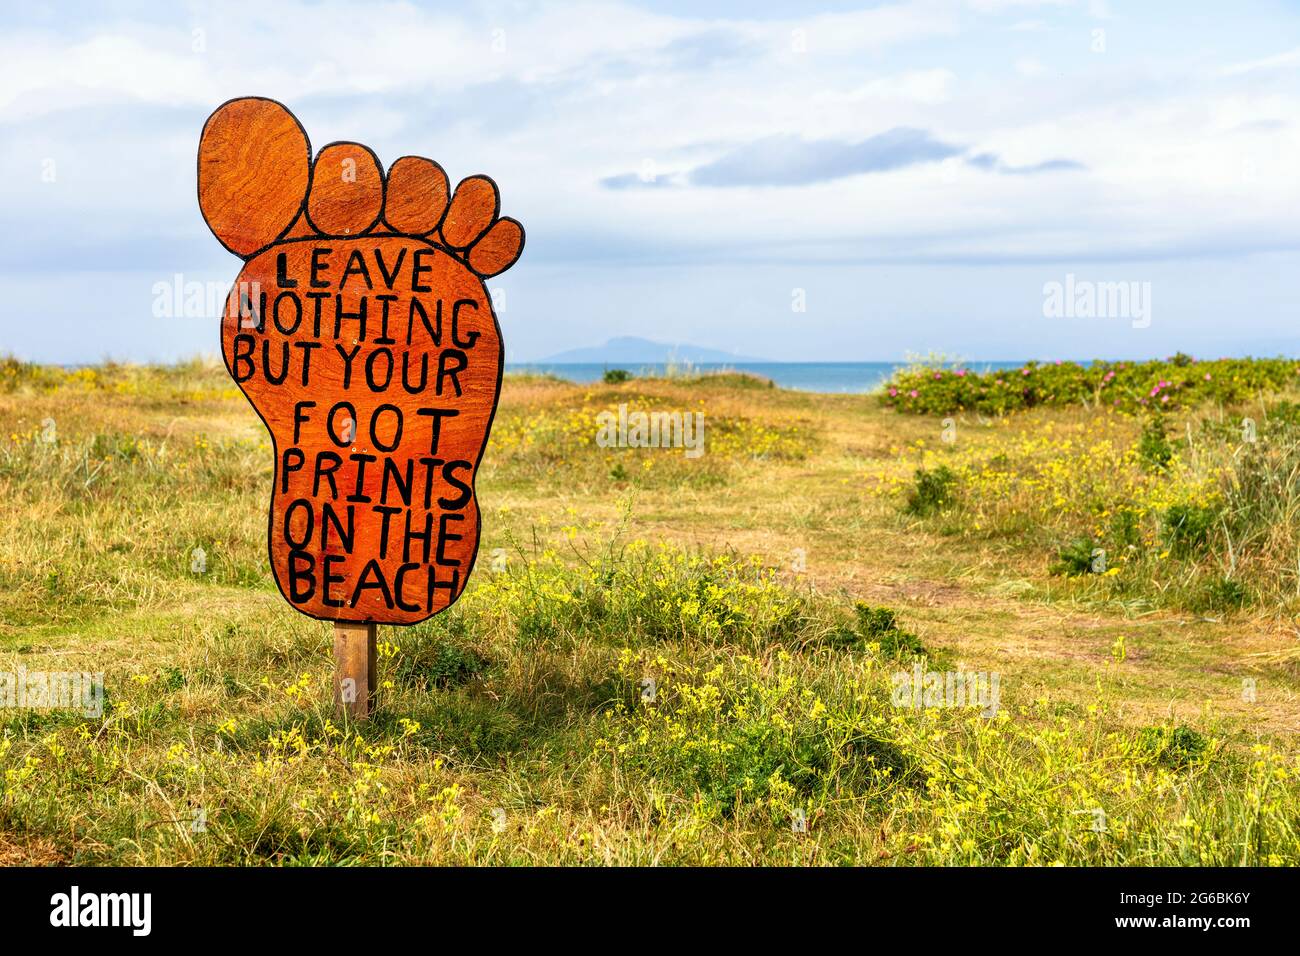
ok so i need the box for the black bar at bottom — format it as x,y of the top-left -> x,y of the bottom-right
0,865 -> 1283,943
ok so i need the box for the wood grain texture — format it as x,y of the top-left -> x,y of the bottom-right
468,217 -> 525,277
306,142 -> 384,237
440,176 -> 499,248
384,156 -> 450,235
198,98 -> 310,257
198,96 -> 524,626
334,622 -> 377,718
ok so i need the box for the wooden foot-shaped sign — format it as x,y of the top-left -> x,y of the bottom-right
198,97 -> 523,715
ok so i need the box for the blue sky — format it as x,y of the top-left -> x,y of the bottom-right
2,0 -> 1298,363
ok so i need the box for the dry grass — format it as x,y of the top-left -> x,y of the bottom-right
0,361 -> 1297,865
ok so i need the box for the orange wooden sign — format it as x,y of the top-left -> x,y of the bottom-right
198,97 -> 523,626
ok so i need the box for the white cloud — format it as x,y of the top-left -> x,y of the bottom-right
1008,19 -> 1051,32
2,0 -> 1296,261
3,0 -> 1300,363
1221,46 -> 1300,77
965,0 -> 1072,13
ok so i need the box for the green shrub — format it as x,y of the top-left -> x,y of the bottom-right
1136,417 -> 1175,472
1138,725 -> 1211,770
603,368 -> 632,384
603,652 -> 911,823
1109,507 -> 1141,550
881,357 -> 1300,416
1267,401 -> 1300,428
854,604 -> 900,638
851,602 -> 928,661
1049,538 -> 1100,576
1163,504 -> 1218,557
394,620 -> 491,690
905,465 -> 958,517
1190,575 -> 1249,613
475,541 -> 806,651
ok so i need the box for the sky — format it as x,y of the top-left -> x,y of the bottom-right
1,0 -> 1298,364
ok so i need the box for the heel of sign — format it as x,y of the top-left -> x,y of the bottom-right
334,621 -> 378,719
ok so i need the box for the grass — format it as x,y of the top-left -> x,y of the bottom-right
1,358 -> 1298,865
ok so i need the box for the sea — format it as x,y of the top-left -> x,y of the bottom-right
504,361 -> 1029,394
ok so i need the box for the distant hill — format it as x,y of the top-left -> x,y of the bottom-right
537,336 -> 767,364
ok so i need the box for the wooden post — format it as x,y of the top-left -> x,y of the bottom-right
334,622 -> 377,719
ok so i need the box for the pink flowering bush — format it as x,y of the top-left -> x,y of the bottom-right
881,356 -> 1299,415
